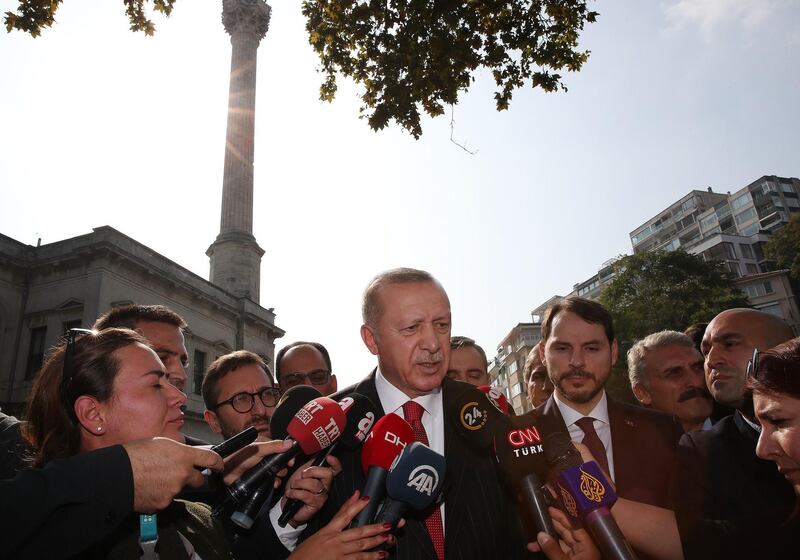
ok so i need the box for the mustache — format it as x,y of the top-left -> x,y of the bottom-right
560,368 -> 595,381
678,387 -> 712,403
246,415 -> 271,428
416,351 -> 444,364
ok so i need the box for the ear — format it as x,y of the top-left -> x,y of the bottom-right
204,410 -> 222,434
538,342 -> 546,366
74,395 -> 105,435
610,338 -> 619,367
329,374 -> 338,393
361,325 -> 379,356
631,383 -> 653,406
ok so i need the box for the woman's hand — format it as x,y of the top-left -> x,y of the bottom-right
527,507 -> 600,560
283,455 -> 343,526
289,491 -> 395,560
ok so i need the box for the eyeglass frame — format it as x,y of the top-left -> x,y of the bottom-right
280,369 -> 332,388
61,328 -> 95,419
212,387 -> 282,414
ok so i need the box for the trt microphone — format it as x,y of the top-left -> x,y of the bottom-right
545,432 -> 637,560
478,385 -> 511,416
374,441 -> 446,532
277,393 -> 378,527
494,411 -> 556,540
224,397 -> 346,510
352,413 -> 415,528
270,385 -> 323,440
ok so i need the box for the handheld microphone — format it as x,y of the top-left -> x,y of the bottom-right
352,413 -> 415,528
545,432 -> 637,560
478,385 -> 511,416
494,411 -> 556,540
374,441 -> 446,531
270,385 -> 323,440
210,426 -> 259,459
224,397 -> 346,511
277,393 -> 378,527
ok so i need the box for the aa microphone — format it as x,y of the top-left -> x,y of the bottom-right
374,441 -> 446,532
277,393 -> 378,527
494,411 -> 556,540
352,413 -> 415,528
270,385 -> 323,440
545,432 -> 637,560
224,397 -> 346,510
478,385 -> 511,416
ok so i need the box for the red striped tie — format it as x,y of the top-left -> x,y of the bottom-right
402,400 -> 445,560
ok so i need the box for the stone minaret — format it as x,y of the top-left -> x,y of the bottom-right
207,0 -> 271,302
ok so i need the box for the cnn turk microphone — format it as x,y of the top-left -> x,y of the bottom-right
277,393 -> 378,527
352,413 -> 415,528
494,411 -> 556,540
374,441 -> 446,532
225,397 -> 346,510
545,432 -> 637,560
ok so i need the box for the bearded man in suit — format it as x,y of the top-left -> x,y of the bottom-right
297,268 -> 528,560
533,296 -> 683,509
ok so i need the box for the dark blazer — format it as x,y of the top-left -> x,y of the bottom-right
530,393 -> 683,509
301,372 -> 530,560
676,412 -> 798,559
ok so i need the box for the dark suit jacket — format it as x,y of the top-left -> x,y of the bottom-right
677,412 -> 798,559
530,393 -> 683,509
300,372 -> 530,560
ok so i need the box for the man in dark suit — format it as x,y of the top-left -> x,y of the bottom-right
676,308 -> 797,559
533,297 -> 683,510
299,268 -> 528,559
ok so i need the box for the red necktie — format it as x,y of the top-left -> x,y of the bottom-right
574,416 -> 610,476
402,400 -> 445,560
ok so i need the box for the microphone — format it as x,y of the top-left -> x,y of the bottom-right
224,397 -> 346,511
478,385 -> 511,415
452,384 -> 504,453
210,426 -> 259,459
494,411 -> 556,540
544,432 -> 637,560
352,413 -> 415,528
271,385 -> 323,440
277,393 -> 378,527
374,441 -> 446,531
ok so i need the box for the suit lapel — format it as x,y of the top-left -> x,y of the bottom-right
607,398 -> 634,492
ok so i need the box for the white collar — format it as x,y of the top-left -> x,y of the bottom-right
375,367 -> 443,419
553,389 -> 610,427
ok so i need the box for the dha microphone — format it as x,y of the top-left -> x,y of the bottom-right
352,413 -> 415,528
277,393 -> 378,527
545,432 -> 637,560
224,397 -> 346,511
478,385 -> 512,416
374,441 -> 446,532
494,411 -> 556,540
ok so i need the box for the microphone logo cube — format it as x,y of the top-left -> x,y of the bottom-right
556,461 -> 617,519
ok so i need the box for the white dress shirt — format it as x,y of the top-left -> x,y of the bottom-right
374,367 -> 446,530
553,390 -> 616,482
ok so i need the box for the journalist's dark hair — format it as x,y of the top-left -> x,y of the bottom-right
202,350 -> 274,410
746,337 -> 800,399
449,336 -> 488,369
93,304 -> 187,331
541,296 -> 615,344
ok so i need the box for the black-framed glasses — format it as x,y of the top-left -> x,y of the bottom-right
61,328 -> 94,417
746,347 -> 761,380
214,387 -> 281,413
281,370 -> 331,388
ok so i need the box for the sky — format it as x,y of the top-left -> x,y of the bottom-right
1,0 -> 799,388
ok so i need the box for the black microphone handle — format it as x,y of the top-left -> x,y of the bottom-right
351,466 -> 388,528
227,439 -> 302,506
277,441 -> 340,527
519,473 -> 557,540
373,497 -> 408,532
230,480 -> 276,530
584,507 -> 638,560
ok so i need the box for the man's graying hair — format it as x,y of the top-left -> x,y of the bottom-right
362,268 -> 445,327
627,330 -> 695,389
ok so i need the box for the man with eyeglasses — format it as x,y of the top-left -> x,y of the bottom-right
275,341 -> 337,396
202,350 -> 280,440
676,308 -> 797,559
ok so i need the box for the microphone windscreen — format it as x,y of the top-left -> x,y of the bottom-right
287,397 -> 347,455
271,385 -> 322,439
453,384 -> 505,452
478,385 -> 510,415
543,431 -> 582,472
385,441 -> 446,510
494,411 -> 550,482
337,393 -> 378,451
360,413 -> 415,474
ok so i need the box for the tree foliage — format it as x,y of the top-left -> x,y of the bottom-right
764,214 -> 800,288
301,0 -> 598,138
599,250 -> 751,347
5,0 -> 176,37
